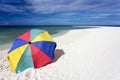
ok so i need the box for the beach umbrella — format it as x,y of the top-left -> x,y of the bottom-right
7,29 -> 56,73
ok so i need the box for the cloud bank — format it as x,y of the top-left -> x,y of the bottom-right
24,0 -> 120,14
0,0 -> 120,14
0,0 -> 120,25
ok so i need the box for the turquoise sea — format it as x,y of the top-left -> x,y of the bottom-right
0,26 -> 86,46
0,25 -> 119,47
0,26 -> 60,45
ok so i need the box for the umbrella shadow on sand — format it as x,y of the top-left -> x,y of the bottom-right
52,49 -> 65,63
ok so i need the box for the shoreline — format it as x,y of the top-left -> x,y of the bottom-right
0,43 -> 12,51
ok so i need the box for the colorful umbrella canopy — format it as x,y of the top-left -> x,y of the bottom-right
7,29 -> 56,73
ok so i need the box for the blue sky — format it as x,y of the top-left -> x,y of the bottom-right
0,0 -> 120,25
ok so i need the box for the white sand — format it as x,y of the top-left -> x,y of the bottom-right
1,27 -> 120,80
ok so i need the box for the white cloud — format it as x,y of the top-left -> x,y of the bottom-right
24,0 -> 87,14
0,4 -> 24,13
24,0 -> 120,14
0,0 -> 120,14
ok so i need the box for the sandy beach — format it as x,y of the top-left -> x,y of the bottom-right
1,27 -> 120,80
